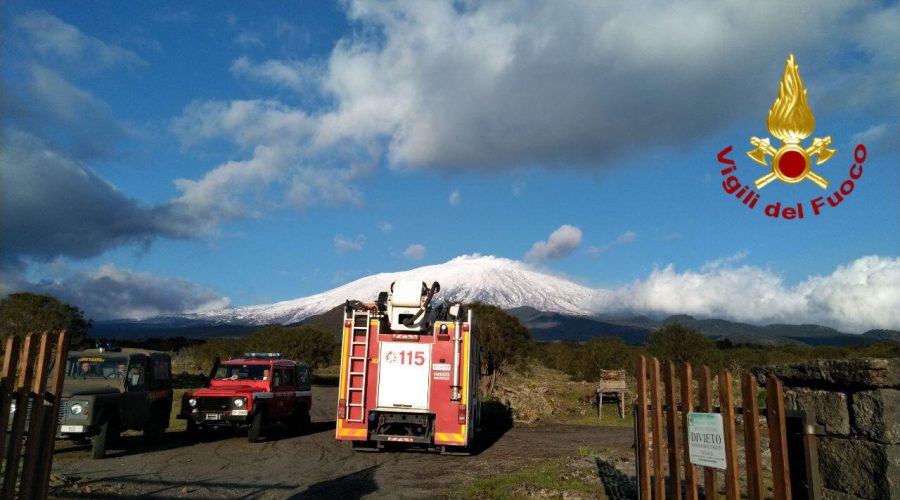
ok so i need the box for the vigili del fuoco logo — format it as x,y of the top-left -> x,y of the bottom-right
717,54 -> 868,220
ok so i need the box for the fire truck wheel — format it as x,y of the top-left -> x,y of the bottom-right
247,409 -> 264,443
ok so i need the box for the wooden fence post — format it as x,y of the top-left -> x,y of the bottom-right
741,373 -> 764,500
698,366 -> 717,499
767,377 -> 792,500
680,363 -> 698,500
20,332 -> 54,499
718,370 -> 739,500
664,361 -> 682,500
636,355 -> 651,498
0,336 -> 22,467
36,330 -> 70,500
650,358 -> 665,499
2,333 -> 38,499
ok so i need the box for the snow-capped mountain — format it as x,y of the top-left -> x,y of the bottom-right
187,255 -> 594,325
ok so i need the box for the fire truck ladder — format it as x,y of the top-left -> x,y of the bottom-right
345,309 -> 371,423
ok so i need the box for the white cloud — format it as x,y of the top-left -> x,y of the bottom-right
587,230 -> 639,256
526,225 -> 582,261
592,255 -> 900,333
449,189 -> 461,206
306,1 -> 895,170
170,99 -> 370,226
403,244 -> 426,260
378,221 -> 394,234
334,234 -> 365,253
230,57 -> 322,93
7,263 -> 229,320
15,11 -> 146,70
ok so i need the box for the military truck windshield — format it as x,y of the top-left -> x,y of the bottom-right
66,356 -> 129,379
214,364 -> 268,381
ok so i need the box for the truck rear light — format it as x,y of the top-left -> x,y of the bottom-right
344,320 -> 352,329
338,398 -> 346,419
458,404 -> 467,425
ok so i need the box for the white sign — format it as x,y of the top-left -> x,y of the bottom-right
376,342 -> 431,409
687,412 -> 726,470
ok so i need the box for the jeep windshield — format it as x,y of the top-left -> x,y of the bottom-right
66,356 -> 128,380
213,364 -> 268,381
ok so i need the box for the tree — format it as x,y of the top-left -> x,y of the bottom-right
648,323 -> 718,368
469,303 -> 532,394
571,336 -> 634,382
0,293 -> 92,347
244,325 -> 336,368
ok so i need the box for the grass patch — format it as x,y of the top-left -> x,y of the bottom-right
461,459 -> 602,499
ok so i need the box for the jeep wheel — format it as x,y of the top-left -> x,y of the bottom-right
91,419 -> 113,459
144,408 -> 166,443
291,407 -> 311,435
247,410 -> 264,443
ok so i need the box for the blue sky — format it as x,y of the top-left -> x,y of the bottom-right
1,1 -> 898,330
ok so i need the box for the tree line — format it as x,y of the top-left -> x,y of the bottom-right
2,293 -> 897,386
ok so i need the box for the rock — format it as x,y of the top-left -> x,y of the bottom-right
851,389 -> 900,444
821,488 -> 866,500
783,388 -> 850,435
817,437 -> 900,499
752,358 -> 900,389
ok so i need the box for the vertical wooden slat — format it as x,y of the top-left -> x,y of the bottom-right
20,332 -> 54,499
2,333 -> 38,499
36,330 -> 71,500
698,366 -> 717,499
636,355 -> 651,498
0,336 -> 22,465
741,373 -> 764,500
680,363 -> 698,500
718,370 -> 739,500
664,361 -> 682,500
767,377 -> 792,500
650,358 -> 665,499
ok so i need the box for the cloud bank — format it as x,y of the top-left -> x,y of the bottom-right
592,255 -> 900,333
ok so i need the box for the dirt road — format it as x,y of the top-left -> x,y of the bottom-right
50,386 -> 633,498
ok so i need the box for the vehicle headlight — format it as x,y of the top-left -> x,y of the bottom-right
70,403 -> 84,415
234,398 -> 244,408
188,398 -> 197,407
9,401 -> 15,414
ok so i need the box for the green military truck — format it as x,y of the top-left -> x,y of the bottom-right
57,347 -> 173,458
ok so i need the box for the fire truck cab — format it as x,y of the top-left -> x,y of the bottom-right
336,280 -> 481,453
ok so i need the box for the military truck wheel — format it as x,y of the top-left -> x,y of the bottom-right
91,419 -> 113,459
247,410 -> 264,443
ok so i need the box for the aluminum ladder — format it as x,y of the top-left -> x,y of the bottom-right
344,309 -> 371,422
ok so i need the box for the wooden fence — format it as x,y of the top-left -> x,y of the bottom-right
0,331 -> 70,499
635,355 -> 791,500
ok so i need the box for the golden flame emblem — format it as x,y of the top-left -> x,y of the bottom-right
748,54 -> 835,189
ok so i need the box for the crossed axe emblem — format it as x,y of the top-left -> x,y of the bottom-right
748,136 -> 835,189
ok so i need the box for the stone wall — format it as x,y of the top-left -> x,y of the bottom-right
754,358 -> 900,500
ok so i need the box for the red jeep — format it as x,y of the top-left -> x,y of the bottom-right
178,353 -> 312,442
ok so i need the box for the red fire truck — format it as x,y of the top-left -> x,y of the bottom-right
336,280 -> 481,453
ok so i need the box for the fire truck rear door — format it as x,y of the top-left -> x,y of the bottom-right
376,342 -> 431,410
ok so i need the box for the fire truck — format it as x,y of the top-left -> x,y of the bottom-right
336,280 -> 481,453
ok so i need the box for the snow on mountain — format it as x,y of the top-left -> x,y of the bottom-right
188,255 -> 594,325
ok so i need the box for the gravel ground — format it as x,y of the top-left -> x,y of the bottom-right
49,385 -> 635,499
